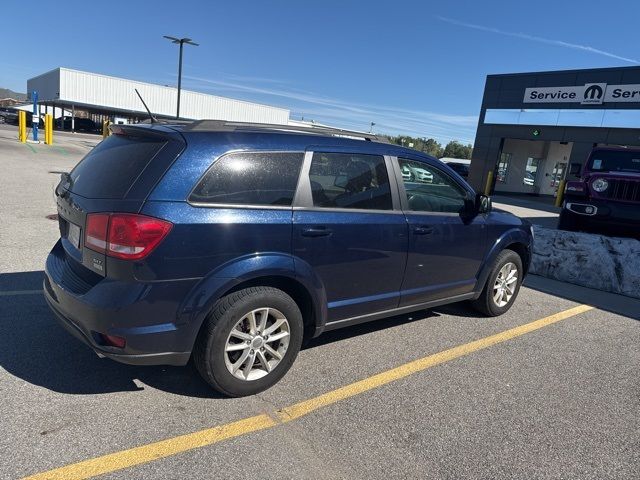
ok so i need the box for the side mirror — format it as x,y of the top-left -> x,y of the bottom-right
569,163 -> 581,176
476,193 -> 492,214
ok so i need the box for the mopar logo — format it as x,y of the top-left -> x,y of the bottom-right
584,84 -> 603,100
582,83 -> 605,104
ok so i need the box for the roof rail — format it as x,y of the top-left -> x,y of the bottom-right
182,120 -> 389,143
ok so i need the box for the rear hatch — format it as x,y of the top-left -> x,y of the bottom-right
55,125 -> 185,279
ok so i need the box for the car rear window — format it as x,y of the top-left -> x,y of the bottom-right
68,134 -> 167,199
189,151 -> 304,206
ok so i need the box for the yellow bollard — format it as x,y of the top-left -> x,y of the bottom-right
484,170 -> 494,196
102,120 -> 111,139
18,111 -> 27,143
555,179 -> 566,207
44,114 -> 53,145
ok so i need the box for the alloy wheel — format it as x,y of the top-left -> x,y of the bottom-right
224,307 -> 290,381
493,262 -> 518,307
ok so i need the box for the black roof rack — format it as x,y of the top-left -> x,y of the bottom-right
181,120 -> 389,143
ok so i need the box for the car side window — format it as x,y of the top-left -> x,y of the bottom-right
397,158 -> 467,213
309,152 -> 392,210
189,151 -> 304,206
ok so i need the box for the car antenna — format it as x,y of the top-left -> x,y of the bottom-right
135,88 -> 158,123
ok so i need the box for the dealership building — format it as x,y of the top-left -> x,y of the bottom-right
468,66 -> 640,196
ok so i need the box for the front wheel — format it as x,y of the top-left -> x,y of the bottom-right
471,249 -> 523,316
193,286 -> 304,397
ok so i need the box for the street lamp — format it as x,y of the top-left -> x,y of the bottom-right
163,35 -> 199,119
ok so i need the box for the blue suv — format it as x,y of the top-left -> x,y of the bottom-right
45,121 -> 533,396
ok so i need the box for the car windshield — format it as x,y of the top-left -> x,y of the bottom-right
589,150 -> 640,173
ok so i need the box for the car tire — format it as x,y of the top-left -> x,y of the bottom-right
471,249 -> 523,317
193,286 -> 303,397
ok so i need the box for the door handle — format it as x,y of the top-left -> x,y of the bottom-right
413,226 -> 433,235
301,226 -> 333,237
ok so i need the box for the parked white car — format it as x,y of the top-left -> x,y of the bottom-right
401,164 -> 433,183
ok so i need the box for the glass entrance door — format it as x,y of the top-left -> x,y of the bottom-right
522,157 -> 541,192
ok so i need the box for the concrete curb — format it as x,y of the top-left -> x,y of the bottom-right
530,226 -> 640,299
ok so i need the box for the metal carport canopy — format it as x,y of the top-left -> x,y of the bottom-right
26,67 -> 290,123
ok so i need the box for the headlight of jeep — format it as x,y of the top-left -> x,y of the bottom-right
592,178 -> 609,192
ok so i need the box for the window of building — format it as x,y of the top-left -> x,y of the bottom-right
397,158 -> 467,213
496,153 -> 512,183
309,152 -> 392,210
189,151 -> 304,206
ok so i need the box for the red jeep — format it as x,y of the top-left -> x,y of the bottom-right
559,147 -> 640,237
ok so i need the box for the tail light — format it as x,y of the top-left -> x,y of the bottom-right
85,214 -> 109,253
85,213 -> 172,260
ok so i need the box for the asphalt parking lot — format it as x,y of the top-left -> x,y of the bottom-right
0,124 -> 638,479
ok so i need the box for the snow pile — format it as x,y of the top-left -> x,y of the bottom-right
530,226 -> 640,299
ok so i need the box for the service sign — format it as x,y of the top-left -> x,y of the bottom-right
524,83 -> 640,104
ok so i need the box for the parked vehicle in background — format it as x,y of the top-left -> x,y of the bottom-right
55,116 -> 99,133
401,164 -> 433,183
44,121 -> 533,397
0,107 -> 18,124
0,108 -> 29,125
523,172 -> 535,186
559,147 -> 640,238
443,161 -> 470,179
412,166 -> 434,183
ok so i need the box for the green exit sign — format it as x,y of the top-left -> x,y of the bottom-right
532,129 -> 541,137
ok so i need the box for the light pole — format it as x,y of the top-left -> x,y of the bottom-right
163,35 -> 199,119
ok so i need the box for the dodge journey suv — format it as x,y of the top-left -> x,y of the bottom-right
45,121 -> 533,397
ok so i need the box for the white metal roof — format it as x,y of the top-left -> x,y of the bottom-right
440,157 -> 471,164
26,67 -> 290,124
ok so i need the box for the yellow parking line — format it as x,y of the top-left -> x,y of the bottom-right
23,415 -> 277,480
23,304 -> 593,480
277,304 -> 593,421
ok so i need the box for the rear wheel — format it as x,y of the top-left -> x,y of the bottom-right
471,249 -> 523,316
194,286 -> 303,397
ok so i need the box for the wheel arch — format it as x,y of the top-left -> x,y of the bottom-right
475,228 -> 532,295
177,253 -> 326,353
503,241 -> 530,276
223,275 -> 318,341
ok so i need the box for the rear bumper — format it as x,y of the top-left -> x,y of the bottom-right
44,293 -> 190,366
44,240 -> 199,366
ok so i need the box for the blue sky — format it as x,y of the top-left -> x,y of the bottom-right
1,0 -> 638,144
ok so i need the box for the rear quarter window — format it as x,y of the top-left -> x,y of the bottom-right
189,151 -> 304,206
69,134 -> 167,199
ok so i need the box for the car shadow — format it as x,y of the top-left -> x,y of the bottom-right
0,270 -> 224,398
524,274 -> 640,321
304,309 -> 440,349
0,270 -> 443,397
